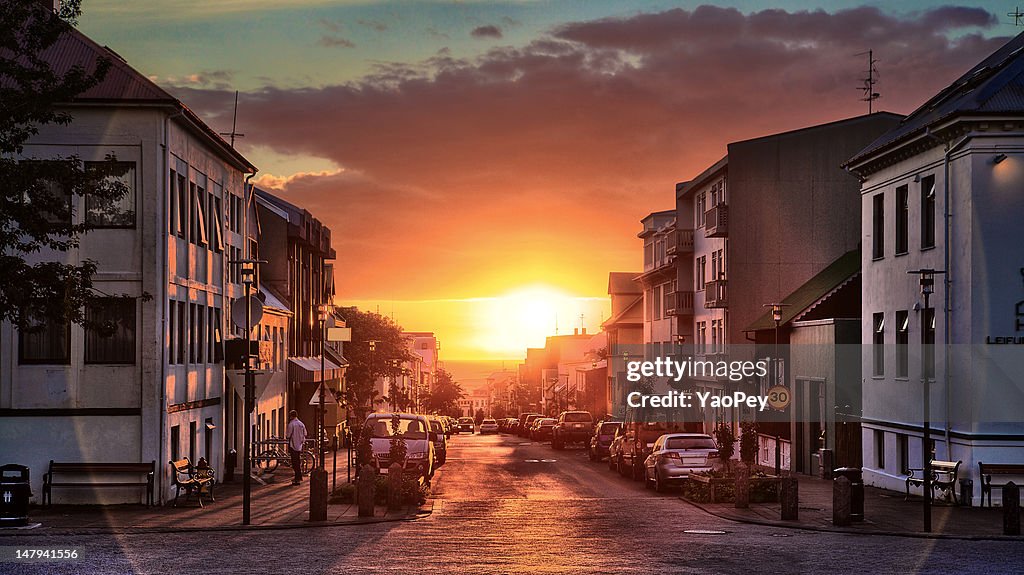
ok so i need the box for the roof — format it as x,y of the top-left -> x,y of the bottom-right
847,32 -> 1024,167
678,155 -> 728,197
745,249 -> 861,332
260,285 -> 292,315
608,272 -> 643,295
601,295 -> 643,329
28,10 -> 255,172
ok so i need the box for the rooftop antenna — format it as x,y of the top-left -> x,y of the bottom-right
1010,7 -> 1024,26
555,312 -> 559,335
856,50 -> 880,114
579,313 -> 585,331
219,90 -> 245,148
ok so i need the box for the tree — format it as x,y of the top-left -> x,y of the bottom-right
336,307 -> 413,421
714,422 -> 736,474
740,421 -> 759,467
1,0 -> 135,329
422,368 -> 463,417
473,408 -> 485,426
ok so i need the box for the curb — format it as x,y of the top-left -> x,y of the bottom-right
0,502 -> 433,538
678,497 -> 1024,542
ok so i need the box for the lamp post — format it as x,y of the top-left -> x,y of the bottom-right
908,268 -> 944,533
764,303 -> 789,476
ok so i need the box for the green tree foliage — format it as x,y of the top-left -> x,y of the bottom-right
740,420 -> 759,467
336,307 -> 413,420
0,0 -> 135,328
422,367 -> 463,417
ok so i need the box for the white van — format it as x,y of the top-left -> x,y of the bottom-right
363,413 -> 436,480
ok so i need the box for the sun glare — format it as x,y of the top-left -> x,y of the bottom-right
473,285 -> 602,358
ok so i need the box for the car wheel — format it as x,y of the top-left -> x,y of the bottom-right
617,455 -> 628,477
632,458 -> 644,482
608,453 -> 617,471
654,469 -> 666,493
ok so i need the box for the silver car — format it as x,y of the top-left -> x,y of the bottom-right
643,433 -> 719,492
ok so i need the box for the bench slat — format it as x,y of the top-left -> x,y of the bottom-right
48,482 -> 150,487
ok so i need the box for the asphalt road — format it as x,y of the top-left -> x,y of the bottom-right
5,431 -> 1023,574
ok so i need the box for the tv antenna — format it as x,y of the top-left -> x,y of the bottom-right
1010,7 -> 1024,26
856,50 -> 880,114
219,90 -> 245,148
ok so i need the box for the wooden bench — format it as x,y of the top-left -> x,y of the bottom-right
978,462 -> 1024,507
43,460 -> 155,507
906,459 -> 961,504
169,458 -> 215,508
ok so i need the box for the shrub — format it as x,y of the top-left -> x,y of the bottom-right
714,422 -> 736,472
739,421 -> 759,467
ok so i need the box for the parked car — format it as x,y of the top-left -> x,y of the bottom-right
517,413 -> 542,437
428,416 -> 448,466
480,418 -> 499,434
362,413 -> 436,480
588,420 -> 622,461
614,406 -> 702,481
531,418 -> 557,441
551,411 -> 594,450
456,417 -> 475,434
644,433 -> 720,492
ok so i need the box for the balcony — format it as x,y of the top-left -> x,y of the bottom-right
704,279 -> 728,308
704,204 -> 728,238
666,228 -> 695,256
665,290 -> 695,316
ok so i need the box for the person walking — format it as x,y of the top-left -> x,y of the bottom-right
286,410 -> 307,485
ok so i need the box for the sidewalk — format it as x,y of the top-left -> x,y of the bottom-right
1,451 -> 428,535
684,475 -> 1021,540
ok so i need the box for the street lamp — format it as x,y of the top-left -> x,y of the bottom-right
908,268 -> 944,533
763,303 -> 790,387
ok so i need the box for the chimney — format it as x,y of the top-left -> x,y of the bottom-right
573,328 -> 579,335
582,327 -> 587,335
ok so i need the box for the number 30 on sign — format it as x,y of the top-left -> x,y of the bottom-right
767,385 -> 791,410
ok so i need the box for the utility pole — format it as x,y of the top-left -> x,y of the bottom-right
857,50 -> 880,114
219,91 -> 245,148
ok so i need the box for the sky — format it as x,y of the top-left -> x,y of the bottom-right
78,1 -> 1019,360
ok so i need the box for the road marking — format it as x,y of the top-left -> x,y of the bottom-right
683,529 -> 728,535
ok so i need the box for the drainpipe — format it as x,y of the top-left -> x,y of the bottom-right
159,111 -> 182,504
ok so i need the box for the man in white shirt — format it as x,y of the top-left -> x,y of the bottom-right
286,410 -> 307,485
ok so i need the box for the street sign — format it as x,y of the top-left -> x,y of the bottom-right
327,327 -> 352,342
231,297 -> 263,329
767,385 -> 791,410
309,383 -> 339,405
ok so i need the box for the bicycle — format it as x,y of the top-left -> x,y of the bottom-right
253,438 -> 317,476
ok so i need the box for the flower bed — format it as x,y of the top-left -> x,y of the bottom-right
681,473 -> 781,504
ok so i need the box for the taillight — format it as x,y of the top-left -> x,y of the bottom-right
659,452 -> 681,463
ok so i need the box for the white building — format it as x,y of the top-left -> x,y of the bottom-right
845,34 -> 1024,502
0,21 -> 256,503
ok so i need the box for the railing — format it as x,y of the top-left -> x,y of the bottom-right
666,228 -> 695,255
704,279 -> 728,308
665,290 -> 694,316
757,433 -> 792,472
704,204 -> 728,237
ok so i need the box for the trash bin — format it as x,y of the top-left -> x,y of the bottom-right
0,464 -> 32,527
959,478 -> 973,507
833,467 -> 864,522
225,448 -> 237,483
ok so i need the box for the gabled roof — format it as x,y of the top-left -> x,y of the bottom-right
27,11 -> 254,172
745,249 -> 860,332
608,272 -> 643,295
847,32 -> 1024,167
601,295 -> 643,329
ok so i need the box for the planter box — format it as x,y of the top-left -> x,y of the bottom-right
682,474 -> 781,503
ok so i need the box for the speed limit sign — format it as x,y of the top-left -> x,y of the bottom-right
767,385 -> 791,410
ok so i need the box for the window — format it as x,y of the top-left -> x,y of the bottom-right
169,169 -> 178,234
195,185 -> 208,247
170,425 -> 180,462
895,185 -> 908,255
697,322 -> 706,354
872,312 -> 884,376
189,304 -> 198,363
644,290 -> 652,321
872,193 -> 885,259
177,301 -> 186,364
695,256 -> 706,290
898,434 -> 910,475
643,240 -> 653,269
169,301 -> 177,365
212,196 -> 225,252
924,308 -> 935,379
20,160 -> 71,226
189,421 -> 197,463
921,175 -> 936,249
85,161 -> 135,227
711,319 -> 719,354
653,285 -> 662,319
896,310 -> 909,378
84,298 -> 136,364
197,304 -> 206,364
875,429 -> 885,470
19,315 -> 70,364
177,173 -> 188,238
696,193 -> 706,227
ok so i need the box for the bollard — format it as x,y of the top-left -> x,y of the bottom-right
309,468 -> 328,522
735,467 -> 750,509
1004,482 -> 1020,536
388,463 -> 404,510
819,449 -> 833,480
780,476 -> 799,521
833,476 -> 852,527
357,464 -> 376,517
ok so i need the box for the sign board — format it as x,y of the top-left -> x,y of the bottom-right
230,297 -> 263,329
226,370 -> 274,407
327,327 -> 352,342
767,385 -> 791,410
309,383 -> 339,405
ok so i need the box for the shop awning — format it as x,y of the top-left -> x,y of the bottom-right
288,356 -> 342,383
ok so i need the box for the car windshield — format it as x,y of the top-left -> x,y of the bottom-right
483,419 -> 496,424
600,422 -> 621,434
367,417 -> 428,440
430,420 -> 442,432
539,419 -> 556,425
459,418 -> 474,424
665,437 -> 717,450
563,412 -> 592,422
